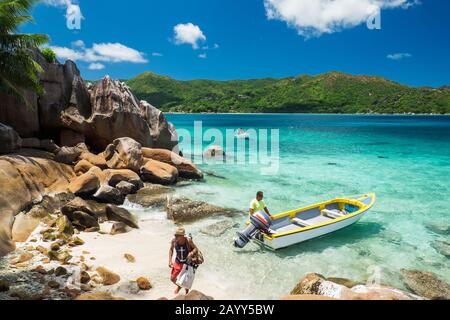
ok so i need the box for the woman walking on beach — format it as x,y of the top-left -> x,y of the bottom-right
169,227 -> 199,294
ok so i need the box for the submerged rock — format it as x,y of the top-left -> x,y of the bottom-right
425,221 -> 450,235
166,196 -> 239,223
431,240 -> 450,258
203,145 -> 225,159
126,184 -> 172,207
401,269 -> 450,300
200,220 -> 239,237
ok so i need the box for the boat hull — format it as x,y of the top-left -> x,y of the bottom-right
262,211 -> 366,250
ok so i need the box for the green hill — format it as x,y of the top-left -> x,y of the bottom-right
126,71 -> 450,114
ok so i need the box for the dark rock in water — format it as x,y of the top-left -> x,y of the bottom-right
126,184 -> 172,208
401,269 -> 450,300
425,221 -> 450,235
203,170 -> 226,179
203,145 -> 225,159
200,220 -> 239,237
327,162 -> 338,166
106,205 -> 139,229
431,240 -> 450,258
166,196 -> 239,223
93,185 -> 124,205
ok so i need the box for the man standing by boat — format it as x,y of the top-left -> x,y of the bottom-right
169,227 -> 199,295
249,191 -> 272,223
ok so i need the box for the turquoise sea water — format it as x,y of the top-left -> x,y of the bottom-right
155,114 -> 450,298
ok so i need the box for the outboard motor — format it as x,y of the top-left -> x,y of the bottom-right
234,212 -> 270,248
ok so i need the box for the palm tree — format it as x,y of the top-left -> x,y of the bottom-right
0,0 -> 49,108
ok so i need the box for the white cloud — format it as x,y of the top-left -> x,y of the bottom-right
49,46 -> 84,61
264,0 -> 420,38
173,23 -> 206,49
50,42 -> 148,65
152,52 -> 163,57
88,63 -> 106,70
85,43 -> 148,63
387,52 -> 412,60
198,53 -> 207,59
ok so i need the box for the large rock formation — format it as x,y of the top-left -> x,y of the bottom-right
0,51 -> 178,152
0,150 -> 75,255
61,76 -> 178,151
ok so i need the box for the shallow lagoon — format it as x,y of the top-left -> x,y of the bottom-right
134,114 -> 450,299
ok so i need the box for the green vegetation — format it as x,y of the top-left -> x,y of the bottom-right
0,0 -> 48,107
127,71 -> 450,114
41,47 -> 56,63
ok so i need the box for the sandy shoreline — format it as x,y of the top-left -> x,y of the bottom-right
69,219 -> 229,300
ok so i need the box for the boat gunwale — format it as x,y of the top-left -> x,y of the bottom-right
264,193 -> 376,240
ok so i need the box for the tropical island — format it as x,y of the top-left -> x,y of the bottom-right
127,71 -> 450,114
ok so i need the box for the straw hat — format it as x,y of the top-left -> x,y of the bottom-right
174,227 -> 186,236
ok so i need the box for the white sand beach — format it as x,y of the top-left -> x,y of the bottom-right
69,219 -> 229,300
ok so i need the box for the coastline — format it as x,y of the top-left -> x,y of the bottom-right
166,112 -> 450,116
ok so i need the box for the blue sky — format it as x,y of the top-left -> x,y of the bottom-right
22,0 -> 450,87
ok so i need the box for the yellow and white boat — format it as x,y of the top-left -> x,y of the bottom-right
252,193 -> 376,250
